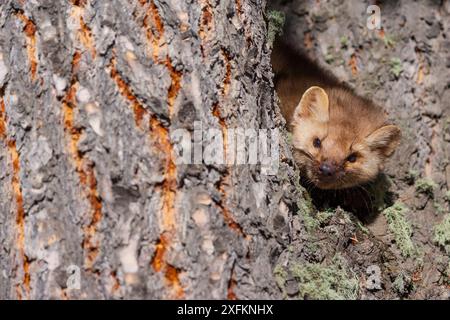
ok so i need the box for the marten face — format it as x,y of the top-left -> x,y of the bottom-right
291,86 -> 401,190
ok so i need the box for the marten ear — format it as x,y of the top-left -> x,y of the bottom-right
293,86 -> 329,123
365,125 -> 401,157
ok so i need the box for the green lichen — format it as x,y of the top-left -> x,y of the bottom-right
290,254 -> 359,300
340,36 -> 348,48
433,202 -> 445,215
274,264 -> 288,289
405,170 -> 419,184
316,209 -> 334,225
285,131 -> 293,145
294,174 -> 318,232
341,209 -> 354,225
434,214 -> 450,255
300,207 -> 319,231
444,116 -> 450,129
304,241 -> 319,255
383,202 -> 415,257
444,190 -> 450,202
383,34 -> 396,47
300,205 -> 338,231
389,58 -> 403,78
442,262 -> 450,286
325,53 -> 334,64
357,221 -> 370,235
267,10 -> 285,48
393,272 -> 414,297
415,178 -> 437,196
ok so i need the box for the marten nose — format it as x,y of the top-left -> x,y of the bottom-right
319,162 -> 335,177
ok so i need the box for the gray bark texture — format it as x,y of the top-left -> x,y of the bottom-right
0,0 -> 449,300
0,0 -> 297,299
0,0 -> 312,299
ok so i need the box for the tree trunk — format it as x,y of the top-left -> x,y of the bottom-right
0,0 -> 300,299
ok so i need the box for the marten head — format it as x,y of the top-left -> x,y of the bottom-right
291,86 -> 401,190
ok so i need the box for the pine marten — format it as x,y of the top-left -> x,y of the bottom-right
272,41 -> 401,190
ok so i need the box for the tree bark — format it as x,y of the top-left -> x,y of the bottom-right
0,0 -> 299,299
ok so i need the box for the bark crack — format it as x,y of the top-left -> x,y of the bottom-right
150,234 -> 184,298
235,0 -> 243,18
71,0 -> 87,7
110,56 -> 147,128
79,17 -> 97,59
62,52 -> 102,271
16,12 -> 38,82
198,0 -> 214,57
210,53 -> 245,236
164,56 -> 182,118
221,49 -> 232,96
109,50 -> 184,298
70,1 -> 97,59
227,270 -> 237,300
140,0 -> 165,61
137,0 -> 185,298
212,105 -> 245,236
0,93 -> 30,300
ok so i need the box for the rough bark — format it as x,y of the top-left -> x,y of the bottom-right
0,0 -> 299,299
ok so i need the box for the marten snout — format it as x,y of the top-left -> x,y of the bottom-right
318,162 -> 336,177
317,160 -> 344,180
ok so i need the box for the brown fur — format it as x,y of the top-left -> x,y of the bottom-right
272,41 -> 401,189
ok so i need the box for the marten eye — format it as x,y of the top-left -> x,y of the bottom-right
313,138 -> 321,148
347,153 -> 357,163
